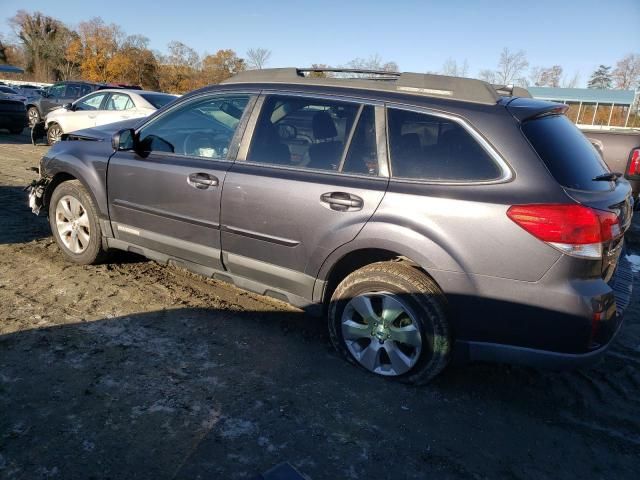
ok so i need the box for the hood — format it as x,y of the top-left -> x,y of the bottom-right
64,118 -> 142,141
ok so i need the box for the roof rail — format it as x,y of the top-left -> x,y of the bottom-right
221,68 -> 501,105
297,67 -> 401,78
493,84 -> 532,98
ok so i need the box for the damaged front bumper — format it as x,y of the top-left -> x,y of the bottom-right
26,175 -> 50,216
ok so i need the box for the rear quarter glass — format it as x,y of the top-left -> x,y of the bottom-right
522,115 -> 611,192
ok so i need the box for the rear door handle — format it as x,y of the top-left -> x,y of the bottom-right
187,172 -> 219,189
320,192 -> 364,211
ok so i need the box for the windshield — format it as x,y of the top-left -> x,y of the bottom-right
0,86 -> 18,94
140,93 -> 178,109
522,114 -> 611,192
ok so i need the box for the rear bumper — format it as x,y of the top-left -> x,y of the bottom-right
451,253 -> 633,369
454,311 -> 624,369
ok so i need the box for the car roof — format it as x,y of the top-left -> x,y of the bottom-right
221,67 -> 502,105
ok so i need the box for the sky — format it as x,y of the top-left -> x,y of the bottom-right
1,0 -> 638,87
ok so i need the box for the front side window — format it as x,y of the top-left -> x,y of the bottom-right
137,94 -> 250,159
248,95 -> 368,172
48,84 -> 66,98
75,93 -> 107,111
387,108 -> 501,181
106,93 -> 134,111
80,85 -> 94,96
65,84 -> 82,98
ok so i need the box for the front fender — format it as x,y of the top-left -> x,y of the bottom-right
41,140 -> 112,219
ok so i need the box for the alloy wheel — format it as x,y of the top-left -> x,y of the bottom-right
55,195 -> 91,254
341,292 -> 423,376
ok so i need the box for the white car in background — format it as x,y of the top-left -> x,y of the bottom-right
44,89 -> 178,144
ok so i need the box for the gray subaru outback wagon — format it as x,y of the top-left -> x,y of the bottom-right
28,68 -> 634,383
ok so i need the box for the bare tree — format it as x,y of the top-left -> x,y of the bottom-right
612,53 -> 640,90
441,58 -> 469,77
529,65 -> 562,87
246,47 -> 271,70
495,47 -> 529,85
478,69 -> 497,84
561,71 -> 580,88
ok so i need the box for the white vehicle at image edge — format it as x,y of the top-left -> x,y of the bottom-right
45,89 -> 178,144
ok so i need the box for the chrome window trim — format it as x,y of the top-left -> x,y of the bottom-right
385,102 -> 514,185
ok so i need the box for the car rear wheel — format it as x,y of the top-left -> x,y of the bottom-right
49,180 -> 107,265
47,123 -> 63,145
328,261 -> 451,384
27,106 -> 40,127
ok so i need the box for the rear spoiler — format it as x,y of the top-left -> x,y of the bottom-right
505,97 -> 568,122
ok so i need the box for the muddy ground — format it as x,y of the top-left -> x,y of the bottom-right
0,129 -> 639,480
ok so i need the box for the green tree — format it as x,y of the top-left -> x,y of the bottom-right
587,65 -> 612,89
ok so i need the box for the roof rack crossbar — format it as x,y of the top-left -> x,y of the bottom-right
297,68 -> 401,77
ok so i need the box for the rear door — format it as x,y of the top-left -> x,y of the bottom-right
98,92 -> 138,126
107,92 -> 256,270
220,93 -> 388,300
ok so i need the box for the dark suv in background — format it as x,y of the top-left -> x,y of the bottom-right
26,81 -> 141,127
28,68 -> 634,384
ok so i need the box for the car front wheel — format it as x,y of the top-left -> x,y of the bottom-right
49,180 -> 107,265
47,123 -> 63,145
27,106 -> 40,127
328,261 -> 451,384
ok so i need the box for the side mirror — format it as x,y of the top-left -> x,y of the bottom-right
112,128 -> 135,151
63,103 -> 73,111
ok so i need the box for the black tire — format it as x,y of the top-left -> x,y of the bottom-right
27,106 -> 41,127
328,261 -> 451,384
47,122 -> 63,145
48,180 -> 107,265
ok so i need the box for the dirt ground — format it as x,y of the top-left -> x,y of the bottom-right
1,129 -> 639,480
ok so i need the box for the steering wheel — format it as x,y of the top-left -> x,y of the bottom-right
183,132 -> 230,158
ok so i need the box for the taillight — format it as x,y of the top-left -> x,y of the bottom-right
627,148 -> 640,178
507,204 -> 621,259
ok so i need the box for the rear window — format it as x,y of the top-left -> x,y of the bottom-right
140,93 -> 177,109
522,115 -> 611,191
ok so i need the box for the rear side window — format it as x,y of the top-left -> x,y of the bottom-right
387,108 -> 501,181
248,95 -> 361,172
522,115 -> 610,191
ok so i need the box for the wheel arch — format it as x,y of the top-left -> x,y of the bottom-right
317,247 -> 441,308
43,169 -> 104,221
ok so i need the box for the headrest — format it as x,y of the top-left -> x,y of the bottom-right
312,111 -> 338,140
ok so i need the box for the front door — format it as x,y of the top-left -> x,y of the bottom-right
220,94 -> 388,300
107,93 -> 255,270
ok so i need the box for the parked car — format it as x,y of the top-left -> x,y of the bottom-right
26,81 -> 142,127
44,89 -> 178,144
0,98 -> 28,134
0,85 -> 27,103
580,128 -> 640,201
27,68 -> 633,383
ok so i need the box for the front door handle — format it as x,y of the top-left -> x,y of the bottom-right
187,172 -> 219,190
320,192 -> 364,211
